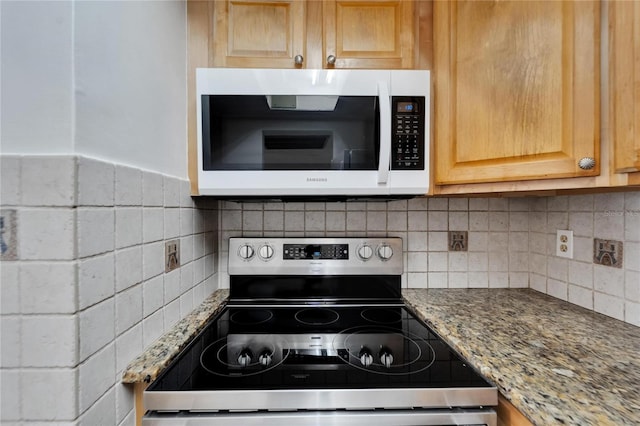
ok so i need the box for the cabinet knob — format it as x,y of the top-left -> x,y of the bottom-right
326,55 -> 336,65
294,54 -> 304,65
578,157 -> 596,170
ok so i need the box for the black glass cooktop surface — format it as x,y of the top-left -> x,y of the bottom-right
148,306 -> 493,392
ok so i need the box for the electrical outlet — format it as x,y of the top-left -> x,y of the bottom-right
165,239 -> 180,272
593,238 -> 623,268
448,231 -> 468,252
556,230 -> 573,259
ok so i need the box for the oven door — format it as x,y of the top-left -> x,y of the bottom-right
144,409 -> 496,425
195,68 -> 430,197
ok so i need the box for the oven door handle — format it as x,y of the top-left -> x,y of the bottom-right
377,81 -> 391,184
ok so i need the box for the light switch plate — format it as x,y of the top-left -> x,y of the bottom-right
556,230 -> 573,259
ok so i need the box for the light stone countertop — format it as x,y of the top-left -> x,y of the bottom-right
122,288 -> 640,426
122,289 -> 229,384
403,288 -> 640,426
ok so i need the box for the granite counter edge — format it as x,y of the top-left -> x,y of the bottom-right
122,289 -> 229,384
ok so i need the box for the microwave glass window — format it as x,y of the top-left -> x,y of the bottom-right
201,95 -> 379,171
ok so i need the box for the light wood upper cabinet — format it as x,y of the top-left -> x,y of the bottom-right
609,0 -> 640,173
323,0 -> 415,69
206,0 -> 423,70
434,0 -> 600,185
212,0 -> 306,69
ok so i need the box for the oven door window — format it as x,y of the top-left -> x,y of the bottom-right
201,95 -> 379,170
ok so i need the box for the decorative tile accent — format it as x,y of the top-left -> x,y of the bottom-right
164,239 -> 180,272
0,209 -> 18,261
593,238 -> 623,268
448,231 -> 468,251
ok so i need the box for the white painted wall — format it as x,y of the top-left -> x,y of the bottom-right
0,1 -> 75,154
74,1 -> 187,178
0,0 -> 188,178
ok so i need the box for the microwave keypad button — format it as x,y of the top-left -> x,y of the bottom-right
392,109 -> 422,168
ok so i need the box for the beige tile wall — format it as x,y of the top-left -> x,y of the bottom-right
529,192 -> 640,326
217,198 -> 531,290
0,155 -> 218,425
218,191 -> 640,327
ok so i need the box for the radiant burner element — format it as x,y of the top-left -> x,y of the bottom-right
361,307 -> 403,324
295,308 -> 340,325
230,309 -> 273,325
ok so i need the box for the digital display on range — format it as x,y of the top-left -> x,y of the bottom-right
283,244 -> 349,260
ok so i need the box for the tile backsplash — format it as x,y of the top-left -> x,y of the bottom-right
529,193 -> 639,326
0,155 -> 218,425
218,197 -> 532,290
218,193 -> 640,326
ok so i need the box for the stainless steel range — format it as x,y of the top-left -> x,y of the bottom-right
143,238 -> 498,426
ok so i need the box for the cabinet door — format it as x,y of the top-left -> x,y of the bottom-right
323,0 -> 415,69
434,1 -> 600,185
610,0 -> 640,173
212,0 -> 306,69
497,395 -> 533,426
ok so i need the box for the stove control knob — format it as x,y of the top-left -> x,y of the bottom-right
379,349 -> 394,368
238,244 -> 255,260
377,244 -> 393,261
358,348 -> 374,367
237,349 -> 253,367
258,350 -> 273,366
258,244 -> 274,260
357,244 -> 373,261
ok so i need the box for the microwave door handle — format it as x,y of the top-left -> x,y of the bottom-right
377,81 -> 391,184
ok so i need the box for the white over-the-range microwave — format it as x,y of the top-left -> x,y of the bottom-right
196,68 -> 430,199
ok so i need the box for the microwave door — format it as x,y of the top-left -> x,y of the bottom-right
377,81 -> 391,184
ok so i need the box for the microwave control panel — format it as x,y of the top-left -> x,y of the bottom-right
391,96 -> 425,170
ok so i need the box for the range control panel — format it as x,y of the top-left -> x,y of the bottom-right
228,238 -> 403,276
391,96 -> 425,170
283,244 -> 349,260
